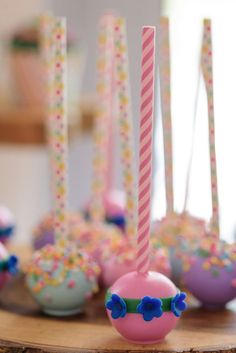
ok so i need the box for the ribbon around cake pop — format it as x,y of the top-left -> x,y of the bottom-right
105,291 -> 187,320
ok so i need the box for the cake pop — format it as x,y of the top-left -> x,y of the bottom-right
26,16 -> 100,316
101,236 -> 171,288
152,212 -> 207,284
182,234 -> 236,309
0,243 -> 18,288
85,190 -> 126,231
32,211 -> 86,250
105,26 -> 187,344
0,205 -> 15,244
26,241 -> 100,315
182,19 -> 236,309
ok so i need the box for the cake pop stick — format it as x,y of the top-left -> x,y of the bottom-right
201,19 -> 219,237
90,13 -> 115,222
105,26 -> 187,343
114,17 -> 136,238
159,17 -> 174,214
40,14 -> 56,207
51,17 -> 69,240
136,26 -> 156,274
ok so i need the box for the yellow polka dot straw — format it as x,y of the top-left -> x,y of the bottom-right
114,17 -> 136,238
201,19 -> 219,237
40,13 -> 57,207
90,13 -> 115,222
159,17 -> 174,214
51,17 -> 69,240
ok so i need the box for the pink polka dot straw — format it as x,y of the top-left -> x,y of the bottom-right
201,19 -> 219,237
136,26 -> 156,274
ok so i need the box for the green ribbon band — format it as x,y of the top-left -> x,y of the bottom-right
105,291 -> 173,313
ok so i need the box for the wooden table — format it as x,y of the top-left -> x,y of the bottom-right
0,272 -> 235,353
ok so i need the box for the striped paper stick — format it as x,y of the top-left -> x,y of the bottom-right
201,19 -> 219,237
159,17 -> 174,214
136,26 -> 156,274
52,17 -> 69,240
114,17 -> 136,238
90,13 -> 115,222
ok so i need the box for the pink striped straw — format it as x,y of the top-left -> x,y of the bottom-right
136,26 -> 156,274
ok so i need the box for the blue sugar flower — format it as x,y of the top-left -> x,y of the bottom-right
106,294 -> 127,319
137,296 -> 163,321
171,292 -> 187,317
7,255 -> 19,275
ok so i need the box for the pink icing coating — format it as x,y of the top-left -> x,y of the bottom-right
107,271 -> 179,344
102,248 -> 171,288
86,189 -> 125,218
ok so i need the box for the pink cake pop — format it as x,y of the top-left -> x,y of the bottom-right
0,205 -> 15,244
105,26 -> 187,344
0,243 -> 18,288
101,237 -> 171,288
85,189 -> 126,231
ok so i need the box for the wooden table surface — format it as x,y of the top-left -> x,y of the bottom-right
0,245 -> 235,353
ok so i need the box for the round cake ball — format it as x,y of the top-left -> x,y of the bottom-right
25,241 -> 100,316
85,190 -> 126,231
0,243 -> 18,288
32,212 -> 86,250
182,234 -> 236,309
0,205 -> 15,244
105,271 -> 187,344
152,212 -> 207,285
70,222 -> 123,265
101,237 -> 171,288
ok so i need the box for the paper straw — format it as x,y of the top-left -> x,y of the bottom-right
40,14 -> 54,109
39,14 -> 56,206
114,17 -> 136,238
52,17 -> 69,240
136,26 -> 156,274
201,19 -> 219,237
90,14 -> 115,222
159,17 -> 174,214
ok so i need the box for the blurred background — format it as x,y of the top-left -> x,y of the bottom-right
0,0 -> 236,244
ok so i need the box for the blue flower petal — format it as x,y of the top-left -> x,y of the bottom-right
171,292 -> 187,317
106,293 -> 127,319
7,255 -> 18,275
137,296 -> 163,321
